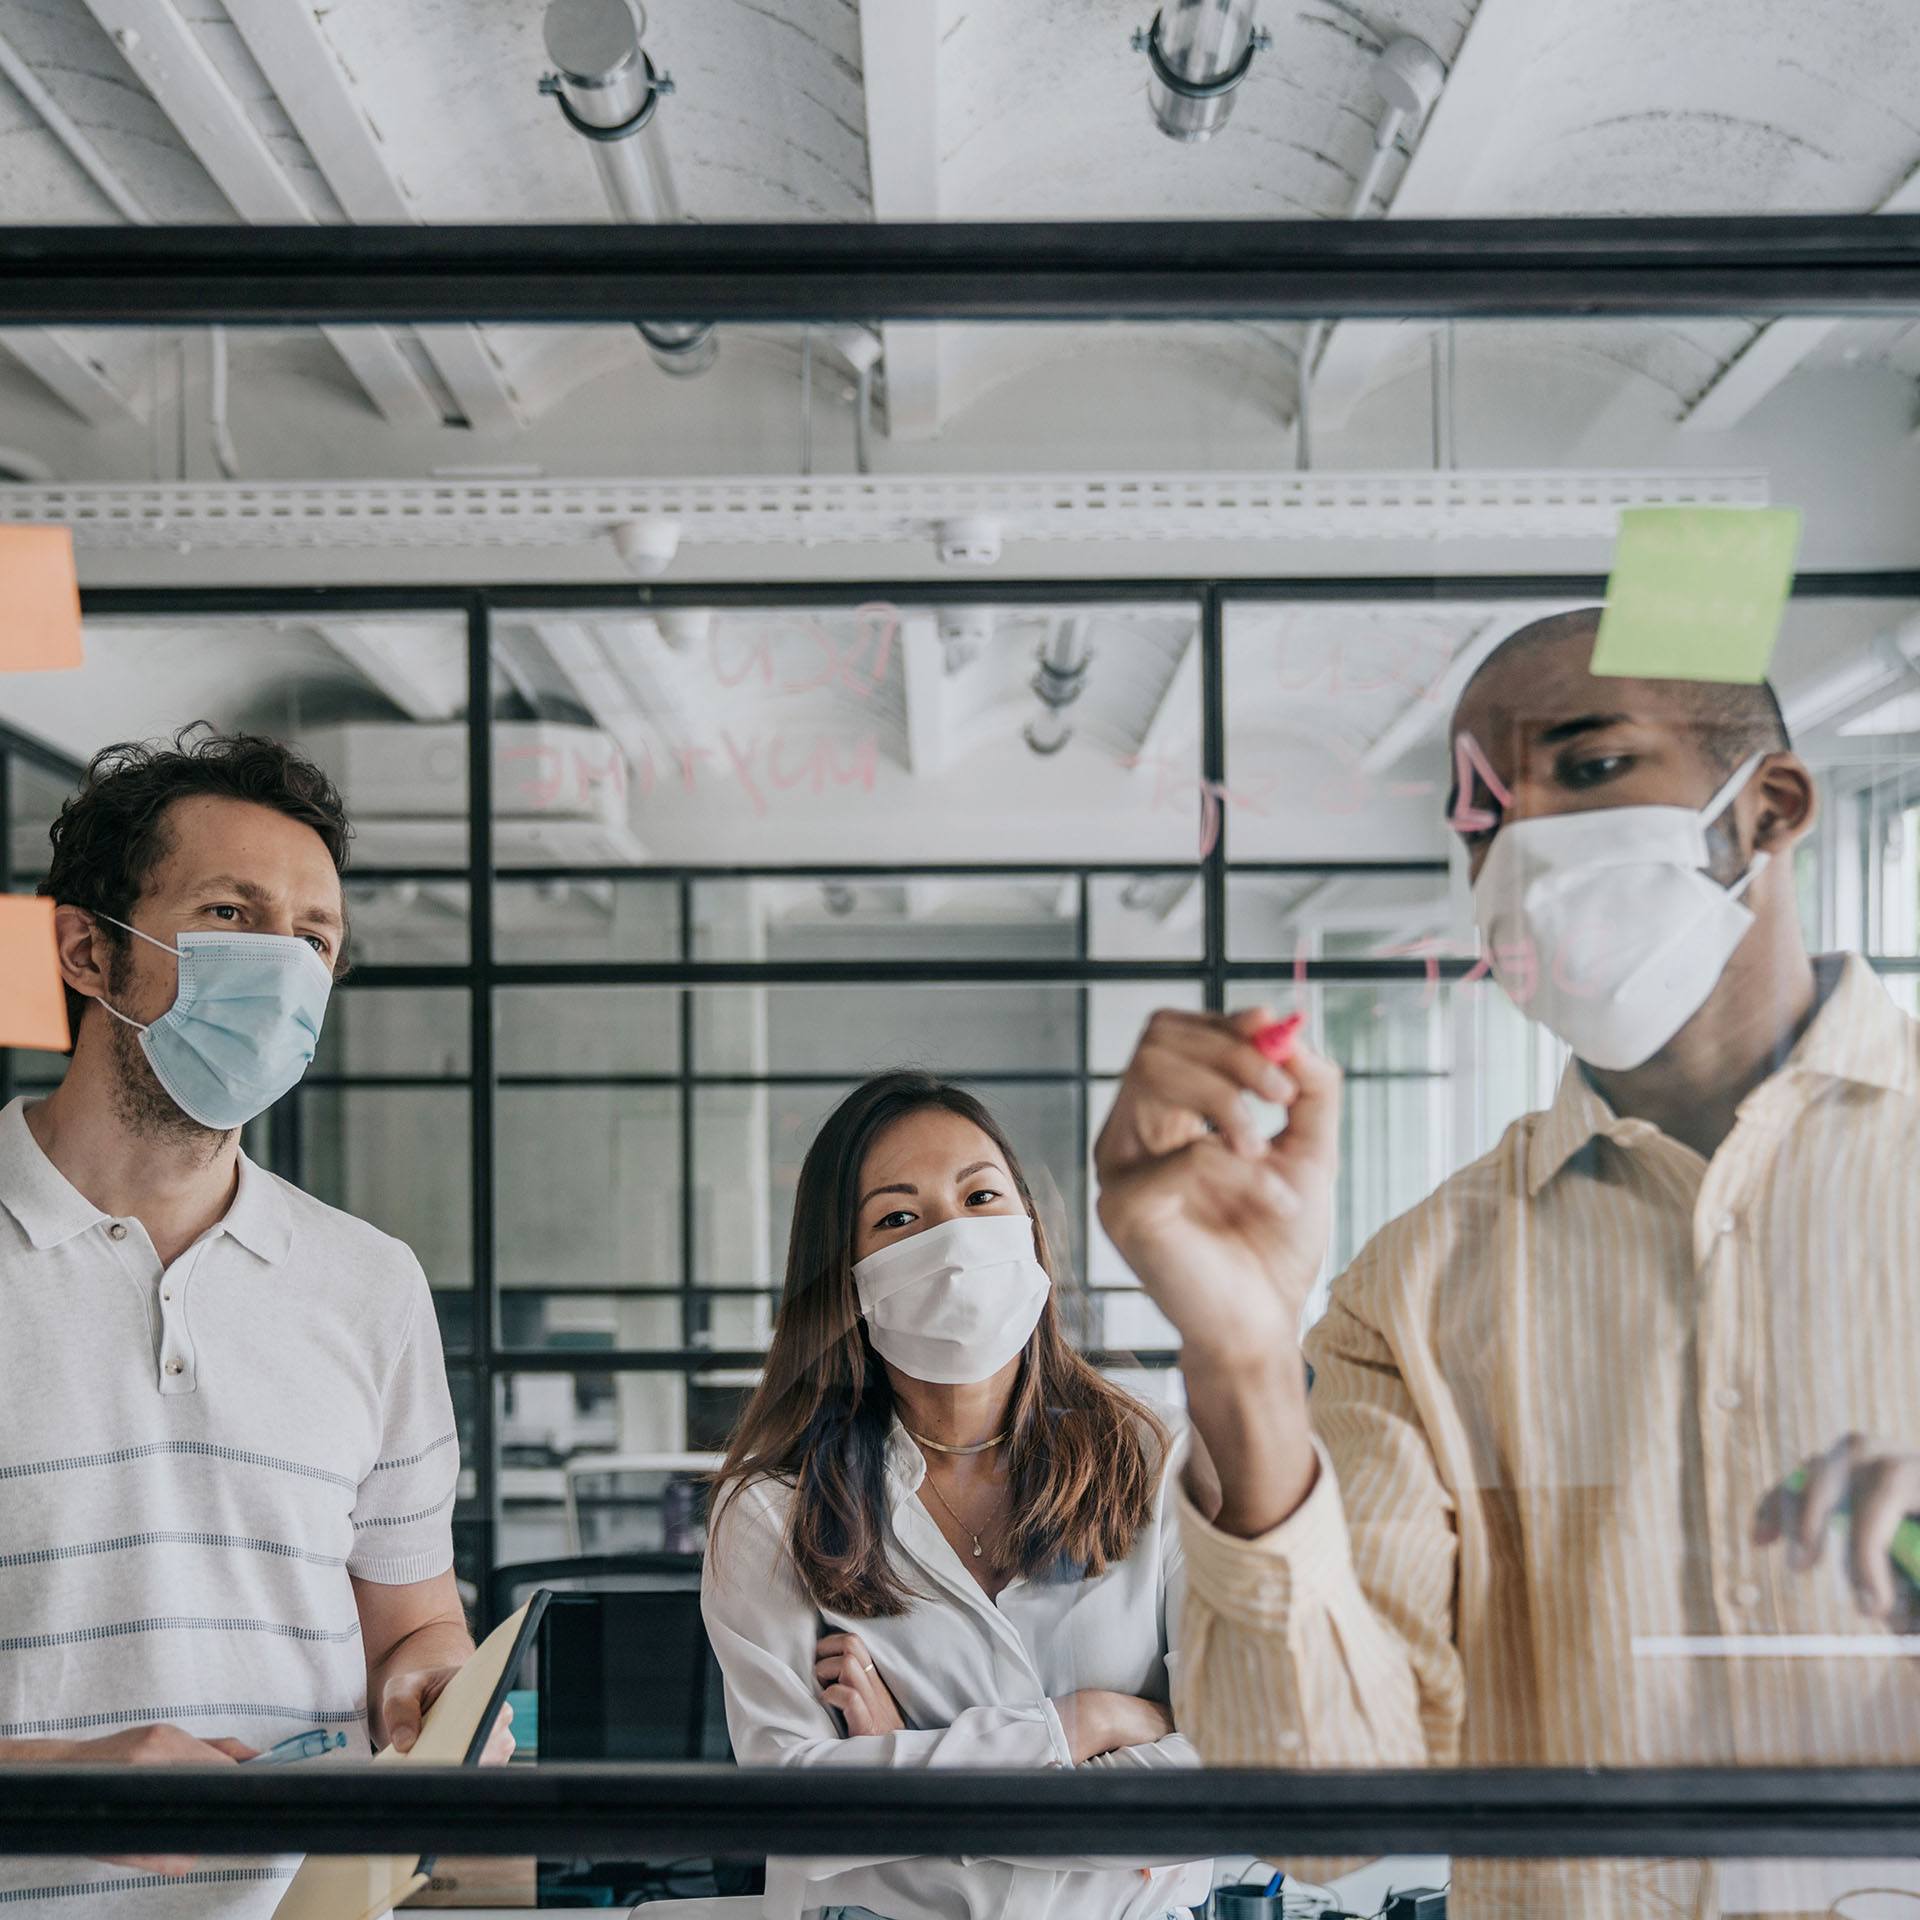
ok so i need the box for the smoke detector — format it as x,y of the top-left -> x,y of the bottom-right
934,516 -> 1002,567
652,605 -> 711,652
613,516 -> 681,575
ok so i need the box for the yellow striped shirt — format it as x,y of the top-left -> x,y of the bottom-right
1176,954 -> 1920,1917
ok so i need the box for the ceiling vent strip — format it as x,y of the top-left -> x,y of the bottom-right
0,469 -> 1767,551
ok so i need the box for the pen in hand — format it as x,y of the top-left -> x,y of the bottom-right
247,1729 -> 347,1766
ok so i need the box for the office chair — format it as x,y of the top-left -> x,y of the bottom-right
490,1554 -> 758,1907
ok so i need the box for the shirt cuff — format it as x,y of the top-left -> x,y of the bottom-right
1037,1695 -> 1076,1769
1175,1435 -> 1354,1629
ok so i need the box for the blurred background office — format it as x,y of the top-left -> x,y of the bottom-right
5,0 -> 1920,1625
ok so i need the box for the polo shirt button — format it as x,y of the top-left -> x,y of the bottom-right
164,1358 -> 183,1377
1712,1386 -> 1742,1412
161,1290 -> 173,1304
1717,1213 -> 1736,1236
1733,1580 -> 1762,1610
108,1222 -> 128,1241
1275,1729 -> 1302,1753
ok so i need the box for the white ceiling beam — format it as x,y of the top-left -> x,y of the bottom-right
306,620 -> 467,722
526,619 -> 666,789
899,611 -> 950,775
0,330 -> 142,426
1307,0 -> 1554,433
79,0 -> 441,430
1680,162 -> 1920,432
858,2 -> 942,439
1130,623 -> 1201,773
0,27 -> 147,425
531,616 -> 719,778
221,0 -> 523,434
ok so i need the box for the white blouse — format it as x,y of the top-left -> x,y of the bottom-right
701,1407 -> 1213,1920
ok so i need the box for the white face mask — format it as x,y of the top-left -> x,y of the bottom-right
852,1212 -> 1052,1386
1471,753 -> 1770,1072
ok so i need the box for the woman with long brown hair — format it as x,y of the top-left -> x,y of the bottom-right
702,1071 -> 1211,1920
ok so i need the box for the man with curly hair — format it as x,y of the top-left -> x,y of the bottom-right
0,726 -> 505,1918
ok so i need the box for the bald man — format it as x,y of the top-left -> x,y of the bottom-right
1096,610 -> 1920,1917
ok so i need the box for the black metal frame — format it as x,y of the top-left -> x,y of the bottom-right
7,1762 -> 1920,1860
10,569 -> 1920,1615
6,215 -> 1920,323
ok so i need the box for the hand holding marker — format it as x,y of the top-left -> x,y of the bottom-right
1242,1013 -> 1306,1140
1253,1013 -> 1305,1066
1780,1467 -> 1920,1597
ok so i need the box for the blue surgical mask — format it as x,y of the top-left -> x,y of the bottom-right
96,914 -> 334,1131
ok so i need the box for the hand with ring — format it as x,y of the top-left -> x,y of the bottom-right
815,1630 -> 906,1736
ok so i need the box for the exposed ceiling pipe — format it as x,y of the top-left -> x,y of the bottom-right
209,327 -> 239,479
1131,2 -> 1271,143
817,326 -> 884,475
1429,323 -> 1456,471
1025,617 -> 1093,756
540,0 -> 716,377
1295,35 -> 1447,468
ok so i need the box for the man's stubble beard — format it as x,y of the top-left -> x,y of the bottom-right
102,952 -> 229,1157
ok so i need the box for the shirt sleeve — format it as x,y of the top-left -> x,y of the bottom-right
701,1478 -> 1074,1773
346,1258 -> 459,1585
1173,1286 -> 1464,1771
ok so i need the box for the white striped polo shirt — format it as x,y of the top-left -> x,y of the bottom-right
0,1096 -> 460,1917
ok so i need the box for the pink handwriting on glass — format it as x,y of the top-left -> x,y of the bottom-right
1271,629 -> 1460,701
708,603 -> 901,701
502,732 -> 880,819
1125,755 -> 1440,857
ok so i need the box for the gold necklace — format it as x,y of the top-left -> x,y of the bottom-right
919,1467 -> 1008,1561
904,1425 -> 1007,1457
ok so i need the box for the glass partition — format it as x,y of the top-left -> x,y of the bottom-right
5,278 -> 1920,1883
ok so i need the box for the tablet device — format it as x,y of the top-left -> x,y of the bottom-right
272,1590 -> 551,1920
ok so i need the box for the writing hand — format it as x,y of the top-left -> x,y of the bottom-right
1094,1007 -> 1340,1359
1754,1433 -> 1920,1629
816,1631 -> 906,1737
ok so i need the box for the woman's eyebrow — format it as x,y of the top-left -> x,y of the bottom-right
858,1181 -> 917,1210
953,1160 -> 1003,1183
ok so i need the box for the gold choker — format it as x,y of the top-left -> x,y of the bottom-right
905,1426 -> 1007,1457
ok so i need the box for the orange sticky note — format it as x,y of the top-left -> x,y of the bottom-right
0,526 -> 83,672
0,895 -> 71,1051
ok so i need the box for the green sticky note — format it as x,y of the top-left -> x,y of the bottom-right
1591,506 -> 1802,684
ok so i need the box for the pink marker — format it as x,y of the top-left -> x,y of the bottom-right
1252,1013 -> 1305,1065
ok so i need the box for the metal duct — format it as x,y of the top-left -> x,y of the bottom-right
1024,618 -> 1093,756
1295,35 -> 1447,466
1133,2 -> 1270,144
540,0 -> 716,377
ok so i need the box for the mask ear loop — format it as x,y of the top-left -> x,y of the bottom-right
1699,751 -> 1766,828
86,910 -> 180,1035
1698,753 -> 1771,899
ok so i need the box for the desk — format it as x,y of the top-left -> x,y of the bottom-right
418,1856 -> 1455,1917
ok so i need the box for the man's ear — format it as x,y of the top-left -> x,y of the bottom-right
52,904 -> 114,1007
1750,753 -> 1818,855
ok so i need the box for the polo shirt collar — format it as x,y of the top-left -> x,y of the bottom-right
0,1095 -> 292,1265
223,1151 -> 293,1265
1525,952 -> 1915,1196
0,1097 -> 106,1249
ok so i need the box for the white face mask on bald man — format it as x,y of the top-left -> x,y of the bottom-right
1472,752 -> 1769,1072
852,1213 -> 1052,1385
